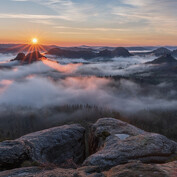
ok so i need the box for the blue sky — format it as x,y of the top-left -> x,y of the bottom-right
0,0 -> 177,46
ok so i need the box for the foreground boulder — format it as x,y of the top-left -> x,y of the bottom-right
19,124 -> 85,166
83,118 -> 177,169
0,161 -> 176,177
0,141 -> 29,170
0,124 -> 85,170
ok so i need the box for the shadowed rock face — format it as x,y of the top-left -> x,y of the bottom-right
0,141 -> 29,170
13,53 -> 25,61
83,118 -> 177,169
11,51 -> 44,63
0,124 -> 85,170
146,54 -> 177,64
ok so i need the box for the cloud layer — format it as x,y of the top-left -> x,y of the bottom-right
0,54 -> 176,115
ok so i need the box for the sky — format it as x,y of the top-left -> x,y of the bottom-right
0,0 -> 177,46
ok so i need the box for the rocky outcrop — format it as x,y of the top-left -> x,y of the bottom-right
11,51 -> 45,63
0,118 -> 177,176
0,141 -> 29,170
25,51 -> 44,62
19,124 -> 85,166
13,53 -> 25,61
0,124 -> 85,170
146,54 -> 177,64
83,118 -> 177,169
0,161 -> 176,177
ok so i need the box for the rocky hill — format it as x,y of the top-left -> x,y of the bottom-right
151,47 -> 171,56
146,54 -> 177,64
0,118 -> 176,176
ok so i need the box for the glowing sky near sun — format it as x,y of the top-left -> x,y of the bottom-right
0,0 -> 177,46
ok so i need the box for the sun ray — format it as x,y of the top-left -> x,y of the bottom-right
4,44 -> 25,53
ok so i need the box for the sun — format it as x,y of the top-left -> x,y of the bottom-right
32,38 -> 38,44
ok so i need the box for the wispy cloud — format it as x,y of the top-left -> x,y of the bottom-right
1,0 -> 177,45
0,13 -> 71,21
54,26 -> 130,32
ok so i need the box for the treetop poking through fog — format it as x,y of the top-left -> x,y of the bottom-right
0,0 -> 177,46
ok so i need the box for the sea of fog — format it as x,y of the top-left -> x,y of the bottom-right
0,53 -> 177,115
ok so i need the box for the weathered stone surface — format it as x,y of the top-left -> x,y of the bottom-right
0,161 -> 176,177
0,124 -> 85,170
0,140 -> 29,170
0,166 -> 105,177
104,161 -> 177,177
84,118 -> 177,169
18,124 -> 85,166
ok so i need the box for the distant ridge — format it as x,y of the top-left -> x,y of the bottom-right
146,54 -> 177,64
47,47 -> 132,59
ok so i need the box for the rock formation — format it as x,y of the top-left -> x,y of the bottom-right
0,118 -> 177,176
0,124 -> 85,170
13,53 -> 25,61
83,118 -> 177,169
11,51 -> 45,63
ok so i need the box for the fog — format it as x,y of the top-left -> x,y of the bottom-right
0,54 -> 176,114
0,53 -> 177,140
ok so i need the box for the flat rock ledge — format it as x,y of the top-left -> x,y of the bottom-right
0,124 -> 85,170
0,161 -> 176,177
